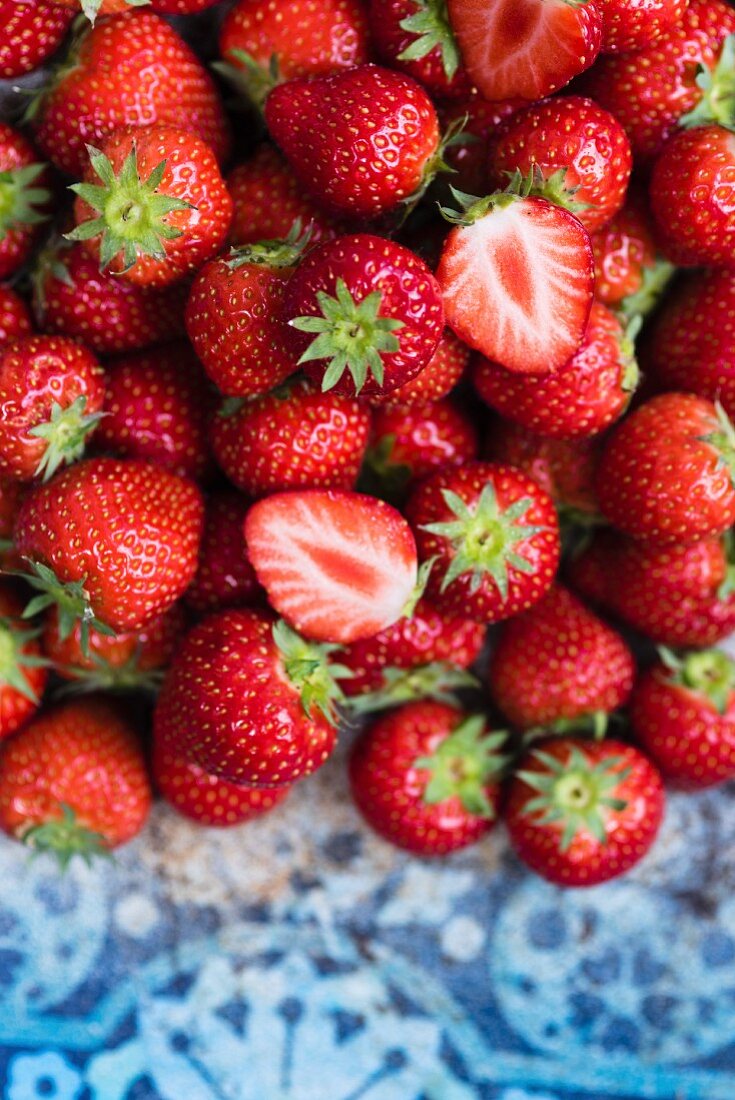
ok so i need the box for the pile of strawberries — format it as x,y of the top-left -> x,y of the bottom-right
0,0 -> 734,888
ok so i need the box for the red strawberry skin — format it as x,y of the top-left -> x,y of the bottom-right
598,0 -> 688,54
438,94 -> 523,196
185,493 -> 261,615
34,12 -> 231,178
488,584 -> 635,731
506,737 -> 664,886
0,124 -> 50,282
0,696 -> 151,848
0,2 -> 73,79
153,608 -> 336,786
265,64 -> 440,218
369,0 -> 472,101
0,582 -> 48,741
486,421 -> 600,518
591,188 -> 658,308
365,398 -> 478,493
0,477 -> 26,570
370,327 -> 470,410
14,457 -> 204,633
0,286 -> 32,350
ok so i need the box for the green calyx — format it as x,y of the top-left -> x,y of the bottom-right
28,396 -> 104,482
0,163 -> 49,239
22,803 -> 111,870
518,746 -> 631,851
719,529 -> 735,599
414,714 -> 508,817
511,165 -> 593,218
0,619 -> 48,705
619,315 -> 641,395
212,50 -> 280,113
31,235 -> 75,318
699,400 -> 735,488
398,0 -> 461,79
225,219 -> 312,272
273,620 -> 352,726
422,483 -> 549,599
346,660 -> 479,716
17,560 -> 115,657
66,144 -> 194,273
290,278 -> 405,394
437,168 -> 541,227
658,645 -> 735,715
680,33 -> 735,131
56,650 -> 164,697
618,258 -> 676,323
521,711 -> 611,748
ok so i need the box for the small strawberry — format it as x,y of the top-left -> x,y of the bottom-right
94,344 -> 215,482
0,335 -> 105,483
436,178 -> 594,375
285,233 -> 444,397
598,0 -> 688,54
596,393 -> 735,545
211,378 -> 371,497
369,0 -> 471,101
472,303 -> 638,440
405,460 -> 560,622
33,13 -> 231,178
0,124 -> 50,282
68,126 -> 232,289
185,492 -> 261,615
0,2 -> 74,79
631,647 -> 735,789
447,0 -> 603,101
438,94 -> 522,196
0,696 -> 151,863
590,188 -> 675,319
265,64 -> 442,219
0,582 -> 48,741
505,737 -> 664,886
153,611 -> 344,786
488,585 -> 634,732
350,702 -> 506,854
14,457 -> 204,636
0,285 -> 32,350
245,489 -> 420,644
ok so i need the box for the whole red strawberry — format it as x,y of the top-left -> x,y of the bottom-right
631,647 -> 735,790
0,335 -> 105,482
472,303 -> 638,440
0,582 -> 48,741
0,1 -> 73,79
153,610 -> 343,785
405,460 -> 560,622
489,96 -> 632,233
0,696 -> 151,863
350,701 -> 506,854
0,477 -> 26,571
265,64 -> 441,219
69,126 -> 232,288
590,188 -> 674,318
369,0 -> 471,101
0,124 -> 50,282
438,94 -> 523,196
33,12 -> 231,178
598,0 -> 688,54
488,585 -> 635,732
370,327 -> 470,409
596,393 -> 735,545
506,737 -> 664,886
211,378 -> 371,497
0,285 -> 32,350
285,234 -> 444,397
185,492 -> 261,615
14,457 -> 204,636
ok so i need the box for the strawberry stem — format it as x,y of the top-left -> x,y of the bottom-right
346,660 -> 479,715
273,619 -> 352,725
16,560 -> 116,657
56,650 -> 165,697
29,396 -> 104,482
414,714 -> 507,816
22,803 -> 111,869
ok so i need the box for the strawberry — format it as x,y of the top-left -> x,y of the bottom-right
447,0 -> 603,102
14,457 -> 204,636
0,696 -> 151,863
590,188 -> 675,319
244,489 -> 420,644
350,702 -> 506,854
69,125 -> 232,289
472,303 -> 638,440
0,335 -> 105,483
488,584 -> 634,732
579,0 -> 735,164
505,737 -> 664,886
52,0 -> 221,16
488,96 -> 632,234
568,530 -> 735,647
368,0 -> 471,101
227,145 -> 340,249
94,344 -> 215,482
33,12 -> 231,179
32,239 -> 187,355
0,2 -> 74,78
436,179 -> 594,375
153,728 -> 291,827
0,582 -> 48,741
438,94 -> 523,196
649,125 -> 735,268
595,393 -> 735,545
265,64 -> 441,219
405,460 -> 560,622
284,234 -> 444,397
0,477 -> 26,571
0,124 -> 50,282
211,378 -> 371,497
185,492 -> 261,615
598,0 -> 688,54
153,611 -> 343,785
630,647 -> 735,790
185,230 -> 309,398
0,285 -> 32,350
370,327 -> 469,410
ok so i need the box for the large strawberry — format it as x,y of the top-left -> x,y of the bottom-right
436,178 -> 594,375
590,188 -> 674,319
595,393 -> 735,545
350,701 -> 506,854
0,696 -> 151,864
69,126 -> 232,288
14,457 -> 204,637
245,489 -> 420,644
488,585 -> 634,732
153,610 -> 344,786
0,335 -> 105,483
0,124 -> 50,282
598,0 -> 688,54
405,460 -> 560,622
0,582 -> 48,741
505,737 -> 664,886
0,286 -> 32,350
33,12 -> 231,178
284,234 -> 444,397
185,493 -> 261,615
0,1 -> 74,79
369,0 -> 471,101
